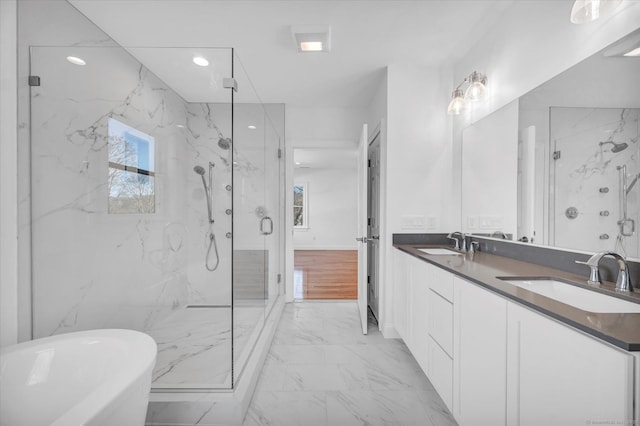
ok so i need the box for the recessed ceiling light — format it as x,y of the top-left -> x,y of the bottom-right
193,56 -> 209,67
66,56 -> 86,66
624,47 -> 640,57
176,124 -> 185,128
295,162 -> 301,165
300,42 -> 324,52
248,125 -> 257,130
291,25 -> 331,53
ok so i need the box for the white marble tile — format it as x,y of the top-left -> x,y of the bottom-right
266,344 -> 327,365
244,302 -> 457,425
325,390 -> 435,426
243,391 -> 327,426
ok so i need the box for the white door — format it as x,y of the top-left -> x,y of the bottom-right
356,123 -> 368,334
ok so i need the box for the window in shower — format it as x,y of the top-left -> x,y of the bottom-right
107,117 -> 156,213
293,183 -> 307,228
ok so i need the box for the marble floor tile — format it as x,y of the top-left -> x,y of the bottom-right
243,391 -> 327,426
243,301 -> 457,425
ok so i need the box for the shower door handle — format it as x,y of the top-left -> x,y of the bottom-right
260,216 -> 273,235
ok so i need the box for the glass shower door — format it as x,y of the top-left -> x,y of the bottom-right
231,54 -> 283,384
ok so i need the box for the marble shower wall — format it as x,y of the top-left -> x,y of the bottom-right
30,46 -> 233,338
551,107 -> 640,258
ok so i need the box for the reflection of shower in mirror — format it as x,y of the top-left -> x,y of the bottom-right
615,164 -> 639,257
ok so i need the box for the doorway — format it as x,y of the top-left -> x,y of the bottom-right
292,147 -> 359,300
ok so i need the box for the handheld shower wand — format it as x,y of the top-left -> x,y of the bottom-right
193,164 -> 213,224
193,163 -> 220,271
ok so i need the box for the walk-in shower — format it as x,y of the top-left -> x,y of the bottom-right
18,1 -> 285,423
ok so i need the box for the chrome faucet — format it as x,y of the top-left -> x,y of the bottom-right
447,231 -> 466,251
576,251 -> 632,292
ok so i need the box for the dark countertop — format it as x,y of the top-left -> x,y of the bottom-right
395,243 -> 640,351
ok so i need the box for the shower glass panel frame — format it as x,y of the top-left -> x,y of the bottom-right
231,52 -> 284,385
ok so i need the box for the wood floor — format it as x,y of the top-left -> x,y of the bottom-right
293,250 -> 357,300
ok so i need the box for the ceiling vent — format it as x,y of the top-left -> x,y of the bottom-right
291,25 -> 331,53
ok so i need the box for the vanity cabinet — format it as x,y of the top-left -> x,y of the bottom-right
453,277 -> 507,426
506,302 -> 634,426
394,248 -> 638,426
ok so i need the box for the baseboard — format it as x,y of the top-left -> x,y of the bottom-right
381,323 -> 401,339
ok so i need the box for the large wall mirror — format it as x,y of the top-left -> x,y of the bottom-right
461,28 -> 640,259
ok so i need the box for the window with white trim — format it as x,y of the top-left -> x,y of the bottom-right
293,183 -> 307,228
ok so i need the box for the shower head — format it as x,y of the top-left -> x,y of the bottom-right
218,137 -> 232,150
193,165 -> 206,175
600,140 -> 629,153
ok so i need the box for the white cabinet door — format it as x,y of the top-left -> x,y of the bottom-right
507,302 -> 634,426
409,256 -> 429,373
393,249 -> 409,342
426,262 -> 455,412
453,277 -> 507,426
428,335 -> 454,410
429,289 -> 453,357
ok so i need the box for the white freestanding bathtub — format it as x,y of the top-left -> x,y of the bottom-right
0,329 -> 157,426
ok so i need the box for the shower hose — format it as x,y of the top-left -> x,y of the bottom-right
206,227 -> 220,271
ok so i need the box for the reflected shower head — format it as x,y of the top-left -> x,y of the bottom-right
600,140 -> 629,153
218,137 -> 232,150
193,165 -> 206,175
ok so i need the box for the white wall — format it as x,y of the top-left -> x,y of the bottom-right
451,0 -> 640,229
294,167 -> 358,250
0,0 -> 18,347
380,63 -> 453,337
286,105 -> 367,148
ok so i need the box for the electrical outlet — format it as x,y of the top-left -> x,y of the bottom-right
467,216 -> 477,229
401,215 -> 426,230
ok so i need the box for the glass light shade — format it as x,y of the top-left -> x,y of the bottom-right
570,0 -> 623,24
464,82 -> 487,101
447,89 -> 466,115
464,72 -> 487,101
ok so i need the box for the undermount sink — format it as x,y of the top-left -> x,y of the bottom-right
418,248 -> 462,255
498,277 -> 640,313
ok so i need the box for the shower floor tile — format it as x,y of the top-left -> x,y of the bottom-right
146,305 -> 264,389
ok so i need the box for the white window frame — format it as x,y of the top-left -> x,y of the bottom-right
293,182 -> 308,229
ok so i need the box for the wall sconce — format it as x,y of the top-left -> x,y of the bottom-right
447,71 -> 488,115
570,0 -> 622,24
